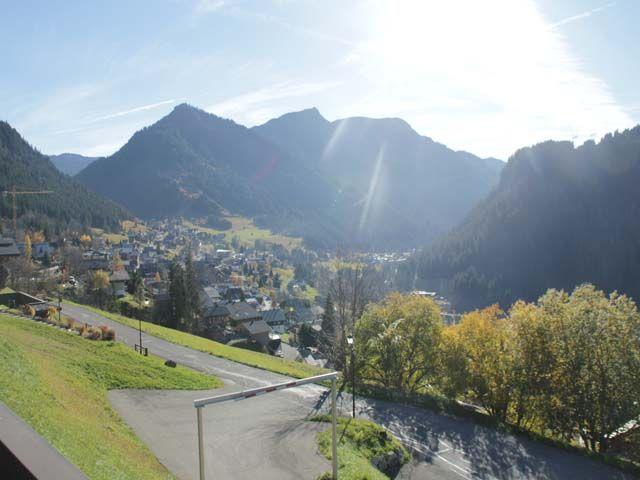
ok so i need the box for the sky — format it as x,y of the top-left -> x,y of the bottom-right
1,0 -> 639,160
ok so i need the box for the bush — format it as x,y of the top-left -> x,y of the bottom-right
22,304 -> 36,317
84,326 -> 103,340
101,326 -> 116,341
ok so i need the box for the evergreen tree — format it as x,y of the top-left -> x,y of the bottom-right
319,294 -> 336,361
168,261 -> 186,330
184,247 -> 200,333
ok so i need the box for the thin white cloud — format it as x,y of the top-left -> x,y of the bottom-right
225,6 -> 355,47
193,0 -> 227,16
335,0 -> 633,159
87,99 -> 178,123
207,81 -> 341,123
550,2 -> 615,28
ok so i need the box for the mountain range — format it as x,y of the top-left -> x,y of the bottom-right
417,126 -> 640,310
76,104 -> 503,249
0,122 -> 129,233
49,153 -> 97,176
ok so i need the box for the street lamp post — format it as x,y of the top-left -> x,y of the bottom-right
347,335 -> 356,418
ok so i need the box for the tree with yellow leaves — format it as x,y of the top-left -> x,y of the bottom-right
90,269 -> 111,308
24,233 -> 32,260
79,234 -> 92,248
356,292 -> 442,394
450,305 -> 517,421
533,285 -> 640,451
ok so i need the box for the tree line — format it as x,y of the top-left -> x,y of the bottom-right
344,284 -> 640,453
417,126 -> 640,311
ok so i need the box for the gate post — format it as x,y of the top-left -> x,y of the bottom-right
331,377 -> 338,479
197,406 -> 205,480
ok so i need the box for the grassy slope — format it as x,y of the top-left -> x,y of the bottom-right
315,416 -> 409,480
185,216 -> 302,250
0,314 -> 221,480
68,301 -> 327,379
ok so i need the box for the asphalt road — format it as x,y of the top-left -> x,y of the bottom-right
63,303 -> 634,480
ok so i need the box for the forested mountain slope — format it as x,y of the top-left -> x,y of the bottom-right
418,126 -> 640,310
0,121 -> 129,233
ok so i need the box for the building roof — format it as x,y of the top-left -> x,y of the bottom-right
203,286 -> 221,300
262,308 -> 287,324
227,302 -> 262,322
239,319 -> 271,336
0,238 -> 20,257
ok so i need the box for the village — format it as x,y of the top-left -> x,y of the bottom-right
0,216 -> 460,369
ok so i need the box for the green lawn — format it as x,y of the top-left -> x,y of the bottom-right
314,416 -> 409,480
0,314 -> 221,480
67,301 -> 328,379
185,216 -> 302,250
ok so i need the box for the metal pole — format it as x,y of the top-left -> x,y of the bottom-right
139,318 -> 143,353
331,377 -> 338,479
58,288 -> 62,325
351,347 -> 356,418
197,406 -> 205,480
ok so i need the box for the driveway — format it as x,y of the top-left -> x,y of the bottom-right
63,303 -> 633,480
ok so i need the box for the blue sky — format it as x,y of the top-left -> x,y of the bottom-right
1,0 -> 638,159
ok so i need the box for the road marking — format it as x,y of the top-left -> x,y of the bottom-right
389,429 -> 477,480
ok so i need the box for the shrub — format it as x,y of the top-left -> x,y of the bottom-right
54,316 -> 69,328
47,306 -> 58,320
84,326 -> 103,341
101,326 -> 116,341
22,305 -> 36,317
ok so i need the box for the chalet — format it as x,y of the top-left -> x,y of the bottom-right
202,286 -> 222,306
83,251 -> 111,270
262,308 -> 287,333
0,237 -> 20,260
31,242 -> 54,260
282,298 -> 316,324
227,302 -> 262,324
109,270 -> 130,297
236,319 -> 272,346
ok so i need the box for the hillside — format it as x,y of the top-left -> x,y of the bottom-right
76,104 -> 503,249
253,108 -> 504,246
417,126 -> 640,310
49,152 -> 97,175
0,313 -> 219,479
0,121 -> 129,232
76,104 -> 336,229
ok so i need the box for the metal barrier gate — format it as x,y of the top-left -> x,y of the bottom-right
193,371 -> 340,479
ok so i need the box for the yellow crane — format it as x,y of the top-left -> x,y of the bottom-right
1,185 -> 53,237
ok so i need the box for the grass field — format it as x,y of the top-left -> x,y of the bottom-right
185,216 -> 302,250
90,227 -> 128,244
314,416 -> 409,480
0,314 -> 220,480
121,220 -> 148,234
67,301 -> 328,379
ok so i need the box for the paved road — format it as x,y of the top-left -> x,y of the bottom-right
63,303 -> 634,480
